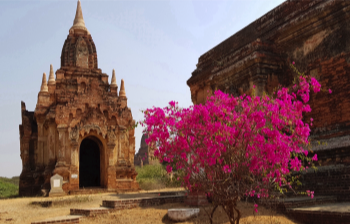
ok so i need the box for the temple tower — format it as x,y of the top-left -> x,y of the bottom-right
19,0 -> 139,196
134,134 -> 158,166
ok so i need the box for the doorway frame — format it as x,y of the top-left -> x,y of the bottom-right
78,133 -> 107,188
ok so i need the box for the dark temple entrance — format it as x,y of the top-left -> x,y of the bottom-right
79,137 -> 101,188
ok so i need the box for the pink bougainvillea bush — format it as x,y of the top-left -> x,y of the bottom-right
140,65 -> 329,224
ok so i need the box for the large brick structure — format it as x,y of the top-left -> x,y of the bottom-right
19,0 -> 139,196
134,134 -> 158,166
187,0 -> 350,200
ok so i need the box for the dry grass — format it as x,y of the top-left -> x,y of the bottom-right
80,201 -> 296,224
137,178 -> 167,190
0,188 -> 183,224
0,194 -> 103,224
0,189 -> 296,224
28,195 -> 94,207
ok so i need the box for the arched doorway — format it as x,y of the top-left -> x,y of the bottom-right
79,137 -> 101,188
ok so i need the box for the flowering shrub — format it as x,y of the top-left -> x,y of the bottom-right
140,63 -> 330,224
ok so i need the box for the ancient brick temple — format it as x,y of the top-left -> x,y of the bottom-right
188,0 -> 350,200
19,0 -> 139,196
134,134 -> 158,167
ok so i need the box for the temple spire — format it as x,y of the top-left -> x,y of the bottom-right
40,73 -> 48,92
69,0 -> 89,34
119,79 -> 126,97
48,64 -> 55,85
111,69 -> 117,87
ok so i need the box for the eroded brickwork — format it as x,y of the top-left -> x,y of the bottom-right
134,134 -> 158,166
19,1 -> 139,196
187,0 -> 350,199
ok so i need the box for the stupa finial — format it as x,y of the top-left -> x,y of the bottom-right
40,73 -> 48,92
69,0 -> 89,34
111,69 -> 117,87
48,64 -> 56,85
119,79 -> 126,97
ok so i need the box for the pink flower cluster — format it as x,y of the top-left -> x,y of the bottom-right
254,204 -> 258,213
310,77 -> 321,93
306,190 -> 314,199
140,72 -> 323,206
223,165 -> 231,173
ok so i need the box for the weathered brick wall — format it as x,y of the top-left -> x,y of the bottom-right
188,0 -> 350,101
292,165 -> 350,200
19,102 -> 41,196
187,0 -> 350,200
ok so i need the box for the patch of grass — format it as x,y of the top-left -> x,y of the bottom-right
135,164 -> 181,190
0,177 -> 19,199
0,176 -> 19,186
136,164 -> 167,179
137,178 -> 166,191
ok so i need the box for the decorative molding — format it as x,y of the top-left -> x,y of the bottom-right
107,129 -> 117,143
69,127 -> 79,142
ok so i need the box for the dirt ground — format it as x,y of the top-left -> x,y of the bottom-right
81,202 -> 297,224
0,188 -> 296,224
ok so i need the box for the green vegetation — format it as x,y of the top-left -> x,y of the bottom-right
135,164 -> 181,190
0,176 -> 19,199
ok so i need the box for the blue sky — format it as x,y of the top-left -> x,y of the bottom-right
0,0 -> 285,178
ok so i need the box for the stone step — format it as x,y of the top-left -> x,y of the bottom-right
69,188 -> 118,195
278,195 -> 336,202
286,202 -> 350,224
32,192 -> 187,223
70,207 -> 112,217
168,208 -> 200,221
103,195 -> 185,209
280,196 -> 337,209
31,215 -> 82,224
257,196 -> 338,213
